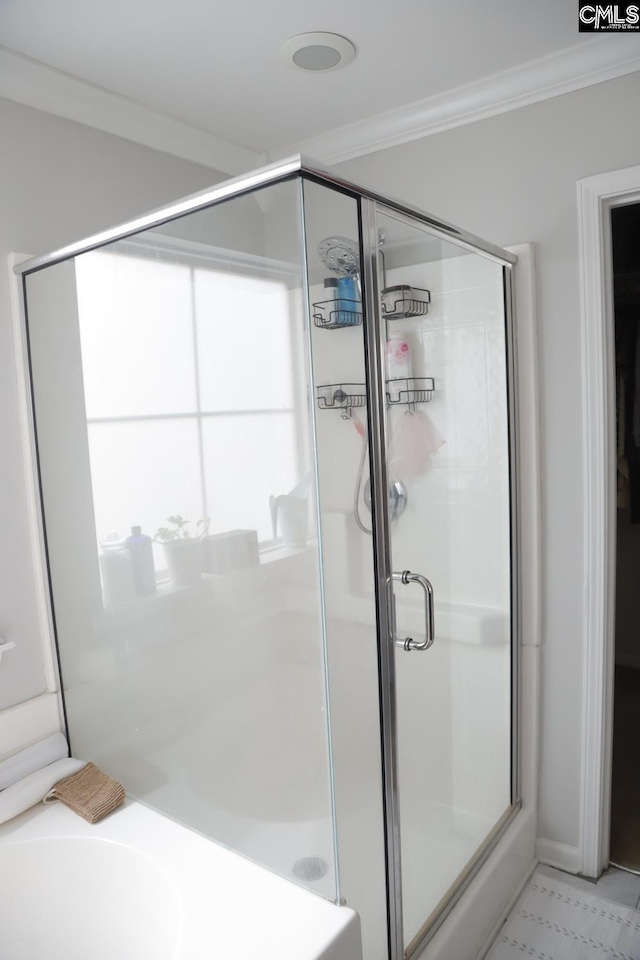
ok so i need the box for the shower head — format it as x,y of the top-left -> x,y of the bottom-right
317,236 -> 360,277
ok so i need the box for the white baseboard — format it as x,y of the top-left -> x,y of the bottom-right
0,693 -> 63,762
536,838 -> 583,875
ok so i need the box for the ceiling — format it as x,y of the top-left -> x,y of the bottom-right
1,0 -> 640,172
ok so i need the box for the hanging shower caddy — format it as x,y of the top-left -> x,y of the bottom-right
316,377 -> 434,417
313,299 -> 363,329
313,229 -> 430,328
381,285 -> 430,320
313,234 -> 434,411
313,285 -> 429,329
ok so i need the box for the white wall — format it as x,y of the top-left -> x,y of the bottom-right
0,96 -> 221,724
339,70 -> 640,854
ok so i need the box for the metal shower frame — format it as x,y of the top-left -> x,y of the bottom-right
15,155 -> 521,960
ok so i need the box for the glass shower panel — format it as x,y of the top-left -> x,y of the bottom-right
375,206 -> 513,952
301,180 -> 388,960
22,179 -> 339,899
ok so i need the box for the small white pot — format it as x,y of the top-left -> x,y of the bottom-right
163,540 -> 203,587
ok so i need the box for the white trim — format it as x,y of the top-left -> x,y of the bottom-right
536,839 -> 583,875
7,254 -> 60,698
510,245 -> 541,654
3,254 -> 66,761
0,45 -> 260,175
2,40 -> 640,173
0,693 -> 62,762
116,233 -> 299,279
578,164 -> 640,879
281,40 -> 640,165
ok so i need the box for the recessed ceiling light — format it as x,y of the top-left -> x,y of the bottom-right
279,33 -> 356,72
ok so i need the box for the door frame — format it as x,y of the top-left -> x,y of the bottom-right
578,163 -> 640,878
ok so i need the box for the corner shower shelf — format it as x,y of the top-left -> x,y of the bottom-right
312,299 -> 362,329
313,286 -> 430,329
316,384 -> 368,411
316,377 -> 435,413
381,285 -> 430,320
387,377 -> 435,405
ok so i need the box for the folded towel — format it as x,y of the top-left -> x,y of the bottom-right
49,762 -> 125,823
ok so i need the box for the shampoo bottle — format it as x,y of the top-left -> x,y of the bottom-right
99,532 -> 135,606
125,526 -> 157,596
323,277 -> 339,324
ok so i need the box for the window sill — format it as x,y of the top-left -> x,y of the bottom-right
97,540 -> 318,624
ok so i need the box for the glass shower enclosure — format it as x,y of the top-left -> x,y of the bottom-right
17,157 -> 519,960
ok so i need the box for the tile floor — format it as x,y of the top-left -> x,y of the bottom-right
485,867 -> 640,960
537,862 -> 640,910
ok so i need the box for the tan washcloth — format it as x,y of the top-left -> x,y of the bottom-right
51,762 -> 125,823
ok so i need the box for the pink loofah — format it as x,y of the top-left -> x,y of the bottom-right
389,410 -> 445,481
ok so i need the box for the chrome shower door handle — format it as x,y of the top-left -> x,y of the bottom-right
391,570 -> 435,651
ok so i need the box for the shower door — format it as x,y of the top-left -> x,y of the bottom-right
359,201 -> 518,958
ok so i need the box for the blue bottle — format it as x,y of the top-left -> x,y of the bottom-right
336,276 -> 361,326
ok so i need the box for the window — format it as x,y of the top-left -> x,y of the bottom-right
74,239 -> 308,566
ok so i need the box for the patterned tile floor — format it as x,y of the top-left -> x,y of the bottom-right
483,864 -> 640,958
486,868 -> 640,960
538,862 -> 640,910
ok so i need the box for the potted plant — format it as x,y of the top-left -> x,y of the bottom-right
155,515 -> 210,587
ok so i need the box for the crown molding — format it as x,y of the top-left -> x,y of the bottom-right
3,37 -> 640,175
282,38 -> 640,165
0,45 -> 260,175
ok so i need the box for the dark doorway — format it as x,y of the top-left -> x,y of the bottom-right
611,201 -> 640,872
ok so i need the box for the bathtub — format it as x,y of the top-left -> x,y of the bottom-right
0,799 -> 361,960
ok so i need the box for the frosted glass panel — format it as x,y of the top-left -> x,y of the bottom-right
87,418 -> 203,570
202,413 -> 299,539
23,179 -> 339,901
195,269 -> 295,412
301,180 -> 387,960
75,251 -> 196,418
